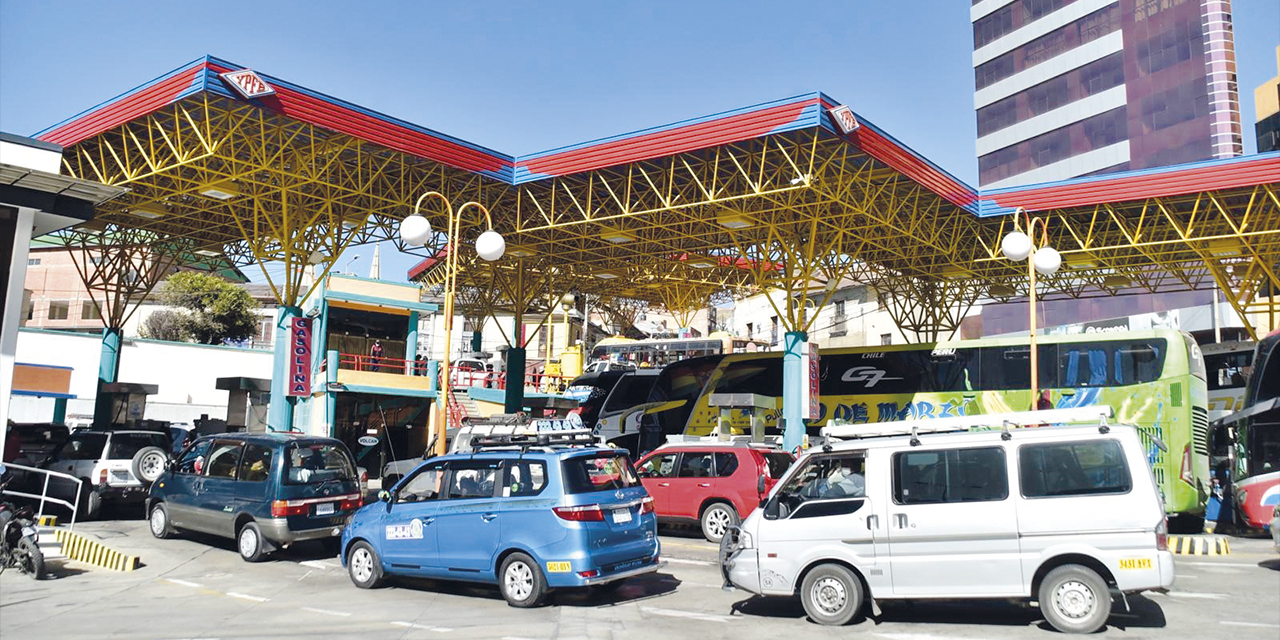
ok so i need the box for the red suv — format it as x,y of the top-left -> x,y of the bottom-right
635,443 -> 793,542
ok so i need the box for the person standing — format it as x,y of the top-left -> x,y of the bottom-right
370,340 -> 384,372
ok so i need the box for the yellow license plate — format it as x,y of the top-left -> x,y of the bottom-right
546,561 -> 571,573
1118,558 -> 1152,570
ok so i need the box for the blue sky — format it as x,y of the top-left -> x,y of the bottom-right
2,0 -> 1277,284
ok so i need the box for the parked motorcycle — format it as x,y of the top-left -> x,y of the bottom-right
0,464 -> 45,580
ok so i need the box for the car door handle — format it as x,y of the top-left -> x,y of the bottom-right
422,517 -> 435,525
482,513 -> 497,522
893,513 -> 908,528
658,483 -> 670,487
697,483 -> 711,488
866,515 -> 879,530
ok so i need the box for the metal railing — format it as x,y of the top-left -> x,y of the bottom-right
0,462 -> 83,531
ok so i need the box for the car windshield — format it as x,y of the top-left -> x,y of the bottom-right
284,442 -> 356,484
562,452 -> 640,494
108,433 -> 169,459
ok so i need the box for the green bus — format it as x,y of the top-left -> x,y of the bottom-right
640,329 -> 1209,515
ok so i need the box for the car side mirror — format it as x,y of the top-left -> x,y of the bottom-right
378,489 -> 391,502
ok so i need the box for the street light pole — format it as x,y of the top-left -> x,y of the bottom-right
400,192 -> 505,456
1001,208 -> 1062,410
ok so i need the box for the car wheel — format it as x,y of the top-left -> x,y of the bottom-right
800,563 -> 863,626
149,502 -> 174,539
499,552 -> 548,608
700,502 -> 739,543
77,483 -> 101,521
237,521 -> 268,563
347,541 -> 385,589
1038,564 -> 1112,634
131,446 -> 168,483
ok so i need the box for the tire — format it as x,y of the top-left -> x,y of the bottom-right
18,537 -> 45,580
77,483 -> 101,521
149,502 -> 174,539
132,446 -> 169,483
499,552 -> 548,608
237,521 -> 268,563
700,502 -> 740,543
800,563 -> 863,626
1038,564 -> 1112,634
346,541 -> 385,589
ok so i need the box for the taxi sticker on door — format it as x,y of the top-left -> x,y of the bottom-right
546,561 -> 571,573
1118,558 -> 1152,570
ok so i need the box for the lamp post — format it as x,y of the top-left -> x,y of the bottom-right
399,191 -> 505,456
1000,208 -> 1062,410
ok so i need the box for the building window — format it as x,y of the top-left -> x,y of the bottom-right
746,322 -> 754,339
27,258 -> 41,266
881,333 -> 892,346
770,317 -> 779,346
81,301 -> 101,320
48,301 -> 70,320
973,4 -> 1014,48
1137,20 -> 1200,76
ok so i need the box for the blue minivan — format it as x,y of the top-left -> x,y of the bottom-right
341,433 -> 662,607
147,433 -> 363,562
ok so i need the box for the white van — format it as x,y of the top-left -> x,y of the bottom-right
720,411 -> 1174,634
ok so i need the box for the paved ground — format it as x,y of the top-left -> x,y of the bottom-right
2,520 -> 1277,640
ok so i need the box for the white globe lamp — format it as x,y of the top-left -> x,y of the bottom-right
475,230 -> 506,262
1001,231 -> 1032,262
1033,246 -> 1062,276
399,215 -> 432,246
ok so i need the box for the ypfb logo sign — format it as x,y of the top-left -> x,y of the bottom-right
220,69 -> 275,99
287,317 -> 312,397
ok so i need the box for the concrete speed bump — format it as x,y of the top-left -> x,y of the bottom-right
53,529 -> 140,571
1168,535 -> 1231,556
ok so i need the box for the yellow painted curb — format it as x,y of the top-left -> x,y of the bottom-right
53,529 -> 140,571
36,515 -> 58,527
1168,535 -> 1231,556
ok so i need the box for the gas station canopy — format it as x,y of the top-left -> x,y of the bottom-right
33,55 -> 1280,338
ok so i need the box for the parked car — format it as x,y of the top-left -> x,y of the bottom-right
636,439 -> 793,542
41,429 -> 170,519
450,358 -> 494,388
341,431 -> 662,607
720,419 -> 1174,633
146,433 -> 362,561
563,370 -> 632,430
583,360 -> 637,374
5,423 -> 70,466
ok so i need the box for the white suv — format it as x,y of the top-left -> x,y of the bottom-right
41,430 -> 170,519
720,416 -> 1173,634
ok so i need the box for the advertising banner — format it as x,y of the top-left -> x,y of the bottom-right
288,317 -> 312,397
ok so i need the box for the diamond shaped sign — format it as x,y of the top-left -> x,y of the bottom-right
220,69 -> 275,99
829,105 -> 860,135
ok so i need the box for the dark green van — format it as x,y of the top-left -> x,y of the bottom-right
146,433 -> 362,561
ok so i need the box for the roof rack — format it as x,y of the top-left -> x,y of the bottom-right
820,406 -> 1116,444
663,434 -> 783,449
470,428 -> 601,452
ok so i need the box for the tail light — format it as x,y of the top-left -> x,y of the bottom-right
577,569 -> 599,578
360,470 -> 369,484
271,500 -> 308,517
1179,444 -> 1194,486
639,497 -> 655,515
339,498 -> 362,511
1155,517 -> 1168,551
553,504 -> 604,522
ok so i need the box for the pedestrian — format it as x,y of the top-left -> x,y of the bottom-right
370,340 -> 383,372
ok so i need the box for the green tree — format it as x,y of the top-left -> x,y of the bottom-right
160,271 -> 259,345
139,309 -> 186,342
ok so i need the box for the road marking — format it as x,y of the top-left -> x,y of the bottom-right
640,606 -> 738,623
1182,561 -> 1255,567
302,607 -> 351,617
392,621 -> 452,632
1221,621 -> 1280,629
226,592 -> 269,603
664,557 -> 714,566
300,560 -> 338,570
164,579 -> 203,588
662,541 -> 715,550
503,637 -> 540,640
1162,591 -> 1227,599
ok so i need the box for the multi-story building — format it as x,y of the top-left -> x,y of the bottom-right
972,0 -> 1243,188
1257,47 -> 1280,153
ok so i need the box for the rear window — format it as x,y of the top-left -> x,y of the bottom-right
561,453 -> 640,495
763,452 -> 793,478
1019,440 -> 1131,497
56,433 -> 107,461
285,442 -> 357,485
108,433 -> 169,459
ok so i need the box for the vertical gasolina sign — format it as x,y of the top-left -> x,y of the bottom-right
288,317 -> 312,396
